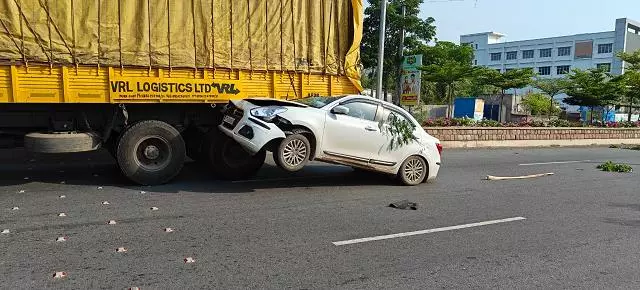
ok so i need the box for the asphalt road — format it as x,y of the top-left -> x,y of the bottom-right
1,146 -> 640,289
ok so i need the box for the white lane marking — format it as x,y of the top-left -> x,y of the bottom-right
332,217 -> 527,246
519,160 -> 591,166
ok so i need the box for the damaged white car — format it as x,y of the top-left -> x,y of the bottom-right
218,95 -> 442,185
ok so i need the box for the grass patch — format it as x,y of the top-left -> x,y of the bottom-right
609,144 -> 640,150
597,161 -> 633,173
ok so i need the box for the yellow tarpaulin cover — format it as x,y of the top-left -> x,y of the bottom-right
0,0 -> 363,90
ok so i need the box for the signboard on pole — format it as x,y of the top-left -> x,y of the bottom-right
400,55 -> 422,107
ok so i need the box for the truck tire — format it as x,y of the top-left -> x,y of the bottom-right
116,120 -> 186,185
25,132 -> 101,153
273,130 -> 311,172
207,131 -> 265,180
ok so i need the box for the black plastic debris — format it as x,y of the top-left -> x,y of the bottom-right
388,200 -> 418,210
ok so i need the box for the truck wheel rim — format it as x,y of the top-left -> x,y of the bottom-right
404,158 -> 424,183
282,139 -> 307,167
134,136 -> 172,172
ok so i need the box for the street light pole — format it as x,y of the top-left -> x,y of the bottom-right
375,0 -> 388,100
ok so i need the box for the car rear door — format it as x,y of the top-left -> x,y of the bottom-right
321,99 -> 385,163
370,107 -> 422,167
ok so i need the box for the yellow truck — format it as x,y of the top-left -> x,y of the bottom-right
0,0 -> 363,185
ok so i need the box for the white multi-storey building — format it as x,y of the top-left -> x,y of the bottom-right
460,18 -> 640,116
461,18 -> 640,78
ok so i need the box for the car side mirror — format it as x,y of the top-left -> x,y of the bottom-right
332,106 -> 349,115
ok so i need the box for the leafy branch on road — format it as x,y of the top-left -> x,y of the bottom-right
597,161 -> 633,173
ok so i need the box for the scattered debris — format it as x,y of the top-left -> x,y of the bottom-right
60,181 -> 66,184
58,213 -> 67,217
12,207 -> 19,211
150,207 -> 159,211
486,173 -> 554,181
2,229 -> 10,234
107,220 -> 117,225
597,161 -> 633,173
116,247 -> 128,253
59,195 -> 66,199
97,186 -> 103,190
18,190 -> 25,194
164,228 -> 175,233
56,236 -> 68,242
101,201 -> 110,205
23,177 -> 29,180
52,272 -> 68,279
388,200 -> 418,210
184,257 -> 196,264
129,287 -> 141,290
139,191 -> 147,194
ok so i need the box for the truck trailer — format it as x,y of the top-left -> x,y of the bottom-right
0,0 -> 363,185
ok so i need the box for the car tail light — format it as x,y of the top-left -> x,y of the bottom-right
436,143 -> 443,156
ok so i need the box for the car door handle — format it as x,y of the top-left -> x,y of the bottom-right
365,126 -> 378,132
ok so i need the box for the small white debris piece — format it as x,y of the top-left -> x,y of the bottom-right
52,271 -> 67,279
18,190 -> 25,194
97,186 -> 103,190
56,236 -> 68,242
58,213 -> 67,217
12,207 -> 19,211
23,177 -> 29,180
107,220 -> 117,225
486,172 -> 554,181
129,287 -> 141,290
139,191 -> 147,194
60,181 -> 66,184
164,228 -> 175,233
101,201 -> 110,205
116,247 -> 128,253
150,207 -> 159,211
184,257 -> 196,264
59,195 -> 66,199
1,229 -> 10,234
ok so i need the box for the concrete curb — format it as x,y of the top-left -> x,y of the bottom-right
441,139 -> 640,149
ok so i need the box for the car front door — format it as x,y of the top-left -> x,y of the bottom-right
321,99 -> 385,164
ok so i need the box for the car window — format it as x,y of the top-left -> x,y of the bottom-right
340,101 -> 378,121
386,109 -> 416,128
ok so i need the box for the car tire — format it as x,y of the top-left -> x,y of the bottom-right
116,120 -> 186,186
274,131 -> 311,172
207,131 -> 266,180
398,156 -> 428,186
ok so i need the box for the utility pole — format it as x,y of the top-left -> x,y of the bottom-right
395,4 -> 406,105
375,0 -> 388,101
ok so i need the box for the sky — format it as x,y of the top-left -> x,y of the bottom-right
413,0 -> 640,43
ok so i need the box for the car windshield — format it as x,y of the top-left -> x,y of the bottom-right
294,96 -> 345,108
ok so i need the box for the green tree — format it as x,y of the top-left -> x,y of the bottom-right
521,92 -> 561,116
477,68 -> 535,122
532,78 -> 570,120
617,50 -> 640,121
417,41 -> 476,117
564,69 -> 620,123
362,0 -> 436,100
